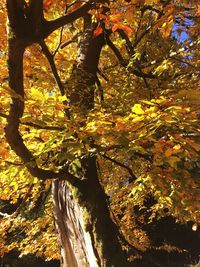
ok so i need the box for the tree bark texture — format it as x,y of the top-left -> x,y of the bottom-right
52,16 -> 129,267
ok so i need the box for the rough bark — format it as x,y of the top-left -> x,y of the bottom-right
52,157 -> 130,267
52,15 -> 129,267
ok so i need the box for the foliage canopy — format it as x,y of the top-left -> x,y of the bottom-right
0,0 -> 200,264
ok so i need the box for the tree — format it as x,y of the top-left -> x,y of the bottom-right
0,0 -> 200,266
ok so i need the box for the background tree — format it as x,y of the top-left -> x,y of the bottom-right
0,0 -> 200,266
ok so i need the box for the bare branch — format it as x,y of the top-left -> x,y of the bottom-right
4,160 -> 23,166
39,40 -> 65,95
169,56 -> 198,69
60,33 -> 80,49
132,25 -> 151,49
21,121 -> 65,131
53,26 -> 65,56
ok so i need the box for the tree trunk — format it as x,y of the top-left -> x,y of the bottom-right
52,16 -> 129,267
52,157 -> 130,267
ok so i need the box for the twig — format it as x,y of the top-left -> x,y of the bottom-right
39,40 -> 65,96
134,8 -> 144,45
4,161 -> 23,166
0,112 -> 64,131
53,26 -> 65,56
169,56 -> 198,69
39,40 -> 70,118
106,36 -> 127,66
60,33 -> 80,49
117,29 -> 133,53
102,154 -> 137,181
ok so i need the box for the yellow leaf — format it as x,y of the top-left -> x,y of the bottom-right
31,88 -> 45,101
132,104 -> 145,115
173,144 -> 181,150
58,95 -> 68,102
141,100 -> 156,106
165,144 -> 181,157
145,0 -> 159,4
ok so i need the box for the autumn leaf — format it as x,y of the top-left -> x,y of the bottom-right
70,1 -> 83,12
161,16 -> 174,38
43,0 -> 53,9
1,0 -> 200,264
109,15 -> 120,23
112,23 -> 132,36
30,88 -> 45,101
132,104 -> 145,115
93,26 -> 103,37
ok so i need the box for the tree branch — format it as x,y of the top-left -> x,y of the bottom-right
0,112 -> 64,130
117,29 -> 133,53
106,36 -> 156,79
29,0 -> 44,26
132,25 -> 151,50
45,0 -> 96,37
102,154 -> 137,181
39,40 -> 65,95
39,40 -> 70,118
144,40 -> 198,69
106,36 -> 127,66
5,18 -> 79,185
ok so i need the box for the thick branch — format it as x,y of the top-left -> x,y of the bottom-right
29,0 -> 44,28
45,1 -> 95,37
6,0 -> 31,38
29,0 -> 43,16
4,23 -> 79,185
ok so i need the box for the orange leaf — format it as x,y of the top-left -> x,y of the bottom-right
93,26 -> 103,37
112,23 -> 132,36
161,16 -> 173,38
70,2 -> 82,12
43,0 -> 53,9
109,15 -> 120,23
121,25 -> 132,36
112,24 -> 119,33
